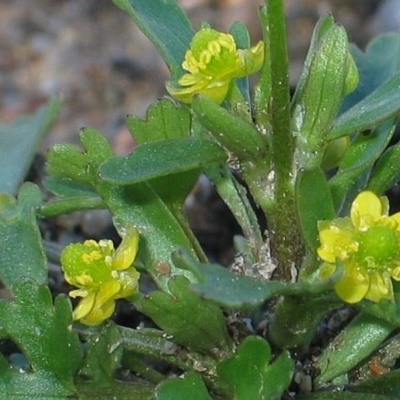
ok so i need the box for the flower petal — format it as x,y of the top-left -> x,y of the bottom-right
351,191 -> 382,230
74,281 -> 121,326
167,28 -> 264,104
112,226 -> 139,271
72,290 -> 96,321
167,78 -> 230,104
80,299 -> 116,326
366,271 -> 394,302
334,263 -> 369,303
115,267 -> 140,298
317,218 -> 355,263
391,265 -> 400,281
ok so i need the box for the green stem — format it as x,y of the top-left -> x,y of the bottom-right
118,326 -> 231,397
267,0 -> 292,180
268,294 -> 341,350
249,0 -> 302,281
38,197 -> 105,218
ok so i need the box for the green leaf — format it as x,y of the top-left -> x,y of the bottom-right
254,6 -> 272,126
44,177 -> 99,198
192,95 -> 267,161
136,275 -> 231,354
0,369 -> 75,400
79,323 -> 123,385
155,372 -> 213,400
315,313 -> 394,387
46,128 -> 203,291
296,167 -> 335,251
268,293 -> 341,350
328,73 -> 400,140
217,336 -> 293,400
329,120 -> 395,212
0,97 -> 61,195
99,138 -> 226,185
205,164 -> 264,263
368,141 -> 400,195
229,21 -> 251,103
291,21 -> 357,168
291,15 -> 336,108
126,98 -> 191,145
350,369 -> 400,398
0,183 -> 47,288
76,380 -> 155,400
173,249 -> 338,309
0,279 -> 81,391
297,393 -> 395,400
112,0 -> 194,79
341,34 -> 400,114
46,127 -> 114,186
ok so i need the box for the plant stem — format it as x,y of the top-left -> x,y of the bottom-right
250,0 -> 302,281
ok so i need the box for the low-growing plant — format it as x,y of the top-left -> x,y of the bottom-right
2,0 -> 400,399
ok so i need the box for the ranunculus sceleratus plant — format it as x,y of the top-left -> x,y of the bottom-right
2,0 -> 400,398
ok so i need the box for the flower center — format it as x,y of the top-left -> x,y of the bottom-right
355,225 -> 399,266
183,29 -> 239,77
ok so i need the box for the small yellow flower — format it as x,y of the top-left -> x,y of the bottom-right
61,226 -> 140,326
317,191 -> 400,304
166,28 -> 264,104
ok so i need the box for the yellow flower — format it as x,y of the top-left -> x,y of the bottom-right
317,191 -> 400,304
166,28 -> 264,104
60,226 -> 140,326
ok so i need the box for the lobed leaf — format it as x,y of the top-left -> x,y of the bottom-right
217,336 -> 293,400
155,372 -> 213,400
99,138 -> 226,185
0,279 -> 81,391
173,249 -> 338,309
136,275 -> 232,354
126,98 -> 191,145
0,183 -> 47,288
79,322 -> 123,385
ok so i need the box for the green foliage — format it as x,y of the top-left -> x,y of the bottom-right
4,0 -> 400,398
0,279 -> 81,397
173,248 -> 339,309
296,167 -> 335,252
78,323 -> 123,385
330,120 -> 396,213
155,372 -> 213,400
350,369 -> 400,398
112,0 -> 194,79
328,73 -> 400,140
46,127 -> 204,291
126,98 -> 191,144
192,94 -> 267,161
0,97 -> 61,195
217,336 -> 293,400
136,275 -> 232,354
315,313 -> 394,387
292,18 -> 358,168
99,138 -> 226,185
298,393 -> 395,400
0,183 -> 47,288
